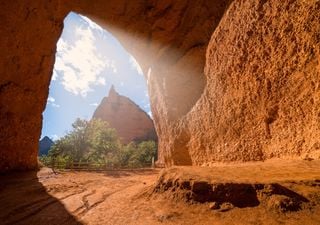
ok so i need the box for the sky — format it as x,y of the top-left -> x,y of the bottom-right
41,12 -> 150,141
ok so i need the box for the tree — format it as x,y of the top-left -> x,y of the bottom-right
86,119 -> 120,163
136,141 -> 157,164
46,118 -> 120,166
113,141 -> 157,168
42,118 -> 157,169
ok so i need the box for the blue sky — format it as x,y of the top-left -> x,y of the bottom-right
41,12 -> 150,141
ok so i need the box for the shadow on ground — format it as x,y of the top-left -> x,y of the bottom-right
0,170 -> 82,225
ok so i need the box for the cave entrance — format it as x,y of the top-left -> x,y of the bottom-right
40,12 -> 157,169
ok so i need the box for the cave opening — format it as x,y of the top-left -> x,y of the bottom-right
39,12 -> 157,168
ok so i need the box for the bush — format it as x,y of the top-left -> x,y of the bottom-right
44,118 -> 157,169
114,141 -> 157,168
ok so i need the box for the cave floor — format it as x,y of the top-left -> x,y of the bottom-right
0,159 -> 320,225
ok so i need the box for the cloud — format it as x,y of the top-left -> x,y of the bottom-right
90,103 -> 99,107
52,70 -> 58,81
51,103 -> 60,108
50,134 -> 59,141
47,96 -> 55,103
129,56 -> 143,75
47,96 -> 60,108
147,111 -> 152,118
53,15 -> 118,97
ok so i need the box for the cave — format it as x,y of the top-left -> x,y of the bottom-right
1,0 -> 319,172
0,0 -> 230,171
1,1 -> 320,224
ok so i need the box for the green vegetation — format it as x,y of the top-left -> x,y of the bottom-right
39,118 -> 157,169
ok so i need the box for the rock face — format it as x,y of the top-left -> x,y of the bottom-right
0,0 -> 319,171
39,136 -> 54,156
180,0 -> 320,165
92,86 -> 156,144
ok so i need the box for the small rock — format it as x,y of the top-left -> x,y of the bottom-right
219,202 -> 234,212
209,202 -> 220,210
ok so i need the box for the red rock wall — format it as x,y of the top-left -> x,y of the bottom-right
182,0 -> 320,165
0,0 -> 319,171
0,1 -> 65,171
92,86 -> 156,143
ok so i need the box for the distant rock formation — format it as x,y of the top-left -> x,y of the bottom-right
39,136 -> 54,156
92,86 -> 157,144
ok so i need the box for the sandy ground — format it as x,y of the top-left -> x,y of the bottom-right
0,159 -> 320,225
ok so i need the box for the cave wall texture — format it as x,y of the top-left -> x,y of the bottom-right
0,0 -> 319,171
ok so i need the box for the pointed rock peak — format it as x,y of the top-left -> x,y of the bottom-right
41,136 -> 53,142
108,85 -> 118,98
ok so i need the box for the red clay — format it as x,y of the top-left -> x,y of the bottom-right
1,159 -> 320,225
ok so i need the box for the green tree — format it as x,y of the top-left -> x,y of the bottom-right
43,118 -> 157,169
136,141 -> 157,164
46,118 -> 120,167
86,119 -> 120,163
114,141 -> 157,168
68,118 -> 90,161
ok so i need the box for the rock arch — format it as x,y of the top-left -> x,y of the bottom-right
0,0 -> 231,171
1,0 -> 319,171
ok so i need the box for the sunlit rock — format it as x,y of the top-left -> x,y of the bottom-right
92,85 -> 156,143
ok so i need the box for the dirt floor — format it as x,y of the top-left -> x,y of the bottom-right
1,159 -> 320,225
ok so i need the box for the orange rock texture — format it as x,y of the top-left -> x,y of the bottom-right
181,0 -> 320,165
92,86 -> 156,143
0,0 -> 319,171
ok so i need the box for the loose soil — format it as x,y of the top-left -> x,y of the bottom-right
1,159 -> 320,225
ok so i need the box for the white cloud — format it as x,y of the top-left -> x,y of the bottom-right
52,70 -> 58,81
51,134 -> 59,141
51,103 -> 60,108
47,96 -> 60,108
53,16 -> 118,97
90,103 -> 99,107
129,55 -> 143,75
47,96 -> 55,103
147,111 -> 152,118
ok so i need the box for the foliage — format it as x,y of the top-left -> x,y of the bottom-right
39,118 -> 157,169
116,141 -> 156,167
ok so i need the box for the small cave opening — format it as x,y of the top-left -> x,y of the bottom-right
39,12 -> 158,169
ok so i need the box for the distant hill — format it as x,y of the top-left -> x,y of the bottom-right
92,85 -> 157,143
39,136 -> 54,156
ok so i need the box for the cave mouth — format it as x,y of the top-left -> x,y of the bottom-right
39,12 -> 157,167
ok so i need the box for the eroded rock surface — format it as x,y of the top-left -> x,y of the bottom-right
182,0 -> 320,165
1,160 -> 320,224
151,160 -> 320,214
92,86 -> 156,143
0,0 -> 319,170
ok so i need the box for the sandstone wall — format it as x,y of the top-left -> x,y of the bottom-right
0,0 -> 319,171
0,1 -> 65,171
182,0 -> 320,165
0,0 -> 230,171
